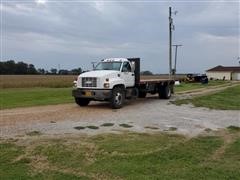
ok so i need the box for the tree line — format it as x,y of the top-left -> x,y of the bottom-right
0,60 -> 154,75
0,60 -> 82,75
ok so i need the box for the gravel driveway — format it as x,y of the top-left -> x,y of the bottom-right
1,94 -> 239,138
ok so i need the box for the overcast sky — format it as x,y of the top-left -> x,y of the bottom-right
1,0 -> 240,73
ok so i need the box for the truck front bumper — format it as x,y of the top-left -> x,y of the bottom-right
72,88 -> 112,100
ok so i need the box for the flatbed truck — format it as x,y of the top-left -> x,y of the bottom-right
72,58 -> 174,109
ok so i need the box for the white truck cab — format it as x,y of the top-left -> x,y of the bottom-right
73,58 -> 138,108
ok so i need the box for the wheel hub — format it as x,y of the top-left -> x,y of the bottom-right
115,92 -> 122,105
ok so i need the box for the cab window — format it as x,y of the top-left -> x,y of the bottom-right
122,62 -> 131,72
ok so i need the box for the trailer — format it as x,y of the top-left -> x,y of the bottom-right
72,58 -> 174,109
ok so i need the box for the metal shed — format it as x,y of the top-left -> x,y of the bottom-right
206,65 -> 240,80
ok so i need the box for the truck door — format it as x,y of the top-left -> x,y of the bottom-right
122,62 -> 135,87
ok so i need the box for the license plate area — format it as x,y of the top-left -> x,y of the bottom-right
84,91 -> 92,97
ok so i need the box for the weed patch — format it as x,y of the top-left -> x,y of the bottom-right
101,123 -> 114,127
119,124 -> 133,128
86,126 -> 99,130
227,126 -> 240,132
74,126 -> 86,130
165,127 -> 177,131
144,126 -> 159,130
204,128 -> 212,132
26,131 -> 42,136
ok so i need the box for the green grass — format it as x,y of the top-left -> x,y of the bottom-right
0,142 -> 88,179
174,85 -> 240,110
1,130 -> 239,179
175,80 -> 230,93
0,88 -> 74,109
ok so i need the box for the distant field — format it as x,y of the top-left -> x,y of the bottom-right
0,75 -> 186,88
0,75 -> 76,88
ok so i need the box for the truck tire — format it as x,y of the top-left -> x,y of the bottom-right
138,91 -> 147,98
75,98 -> 90,106
111,87 -> 125,109
159,85 -> 171,99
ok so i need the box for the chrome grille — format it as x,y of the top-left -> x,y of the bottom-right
82,77 -> 97,87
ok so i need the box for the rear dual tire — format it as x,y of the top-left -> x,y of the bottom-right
159,85 -> 171,99
138,91 -> 147,98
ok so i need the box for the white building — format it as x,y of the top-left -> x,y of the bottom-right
206,65 -> 240,80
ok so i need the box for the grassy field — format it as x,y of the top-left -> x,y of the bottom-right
0,75 -> 76,88
0,74 -> 236,110
0,128 -> 239,179
0,88 -> 73,109
175,80 -> 230,92
174,85 -> 240,110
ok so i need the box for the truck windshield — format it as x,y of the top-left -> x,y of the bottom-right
95,62 -> 122,71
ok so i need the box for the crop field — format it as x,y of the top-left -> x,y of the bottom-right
0,128 -> 240,179
0,75 -> 76,88
0,75 -> 187,88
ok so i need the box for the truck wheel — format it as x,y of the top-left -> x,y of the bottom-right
138,91 -> 147,98
75,98 -> 90,106
159,85 -> 171,99
111,87 -> 125,109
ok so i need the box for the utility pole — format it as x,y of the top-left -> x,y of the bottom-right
172,44 -> 182,76
169,7 -> 173,79
169,7 -> 178,79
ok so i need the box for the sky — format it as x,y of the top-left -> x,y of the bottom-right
1,0 -> 240,73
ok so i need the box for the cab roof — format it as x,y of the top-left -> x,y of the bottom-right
102,58 -> 129,62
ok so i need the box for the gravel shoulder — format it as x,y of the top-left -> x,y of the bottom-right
1,89 -> 239,138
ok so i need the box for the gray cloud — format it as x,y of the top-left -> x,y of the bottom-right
1,1 -> 240,73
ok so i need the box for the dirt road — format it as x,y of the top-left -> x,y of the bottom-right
1,91 -> 239,138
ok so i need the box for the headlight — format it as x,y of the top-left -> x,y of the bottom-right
73,80 -> 77,87
104,83 -> 110,88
